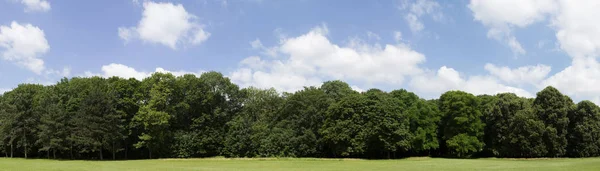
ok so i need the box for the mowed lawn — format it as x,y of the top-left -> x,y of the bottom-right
1,157 -> 599,171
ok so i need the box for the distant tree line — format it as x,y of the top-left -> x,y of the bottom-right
1,72 -> 599,159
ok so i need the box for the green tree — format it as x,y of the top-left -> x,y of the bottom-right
35,85 -> 67,159
439,91 -> 484,158
0,93 -> 18,157
278,86 -> 329,157
567,101 -> 600,157
321,93 -> 367,157
533,86 -> 573,157
3,84 -> 44,158
107,77 -> 141,159
132,73 -> 175,158
391,89 -> 441,155
223,88 -> 284,157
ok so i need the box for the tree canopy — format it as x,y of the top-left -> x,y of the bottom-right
0,72 -> 595,159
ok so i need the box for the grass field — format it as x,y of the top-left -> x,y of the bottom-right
1,157 -> 599,171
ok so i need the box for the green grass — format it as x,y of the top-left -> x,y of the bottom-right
1,157 -> 599,171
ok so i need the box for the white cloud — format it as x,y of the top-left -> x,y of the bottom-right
468,0 -> 557,55
366,31 -> 381,40
552,0 -> 600,59
84,63 -> 204,80
542,57 -> 600,101
468,1 -> 600,104
400,0 -> 443,33
118,1 -> 210,49
484,63 -> 551,85
45,67 -> 71,78
230,25 -> 426,92
0,21 -> 49,74
351,85 -> 365,92
20,0 -> 51,12
410,66 -> 533,98
394,31 -> 403,42
249,39 -> 278,57
405,14 -> 424,33
118,27 -> 134,43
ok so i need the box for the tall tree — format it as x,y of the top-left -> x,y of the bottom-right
3,84 -> 44,158
0,93 -> 17,157
35,85 -> 67,159
132,73 -> 175,158
439,91 -> 484,158
107,77 -> 141,159
567,101 -> 600,157
533,86 -> 573,157
278,86 -> 329,157
391,89 -> 441,155
191,72 -> 242,157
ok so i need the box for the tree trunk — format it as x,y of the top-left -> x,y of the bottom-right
53,149 -> 56,159
124,145 -> 128,159
47,149 -> 50,159
149,148 -> 152,159
10,142 -> 13,158
99,148 -> 103,160
112,141 -> 116,160
387,151 -> 390,159
23,132 -> 27,159
70,142 -> 73,159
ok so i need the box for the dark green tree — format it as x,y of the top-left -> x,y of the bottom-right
132,73 -> 176,158
567,101 -> 600,157
533,86 -> 573,157
3,84 -> 44,158
439,91 -> 484,158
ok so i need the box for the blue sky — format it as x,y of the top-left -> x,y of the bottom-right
1,0 -> 599,103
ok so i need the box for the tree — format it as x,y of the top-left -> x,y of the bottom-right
0,93 -> 17,157
278,86 -> 329,157
363,89 -> 411,158
567,101 -> 600,157
190,72 -> 242,157
533,86 -> 573,157
321,80 -> 357,102
132,73 -> 175,158
3,84 -> 44,158
439,91 -> 484,158
505,108 -> 547,157
35,85 -> 67,159
321,93 -> 367,157
391,89 -> 441,155
481,93 -> 545,157
107,77 -> 141,159
223,88 -> 284,157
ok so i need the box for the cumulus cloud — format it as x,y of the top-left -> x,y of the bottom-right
542,57 -> 600,100
410,66 -> 533,98
84,63 -> 204,80
118,1 -> 210,49
0,21 -> 49,74
230,25 -> 426,92
468,0 -> 557,55
468,0 -> 600,104
552,0 -> 600,59
484,63 -> 551,85
399,0 -> 444,33
20,0 -> 51,12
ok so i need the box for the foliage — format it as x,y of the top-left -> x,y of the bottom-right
0,72 -> 598,159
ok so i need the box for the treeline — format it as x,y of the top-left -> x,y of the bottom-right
0,72 -> 599,159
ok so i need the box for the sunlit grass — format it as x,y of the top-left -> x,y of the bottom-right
2,157 -> 599,171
